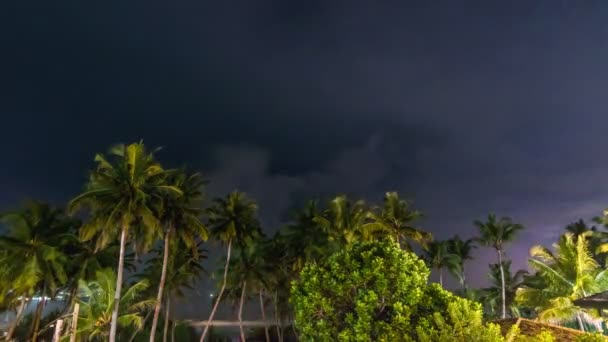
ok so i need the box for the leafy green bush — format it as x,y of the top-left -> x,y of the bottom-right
290,239 -> 502,341
575,333 -> 608,342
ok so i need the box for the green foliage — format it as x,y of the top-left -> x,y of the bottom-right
575,332 -> 608,341
422,240 -> 460,286
481,260 -> 528,318
366,192 -> 430,250
71,268 -> 153,341
68,141 -> 179,254
291,239 -> 499,341
516,233 -> 608,326
416,298 -> 503,342
208,191 -> 261,249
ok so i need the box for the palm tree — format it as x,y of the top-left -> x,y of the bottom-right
69,142 -> 181,342
367,192 -> 432,250
481,260 -> 528,318
566,219 -> 597,237
516,232 -> 608,331
0,201 -> 76,341
139,240 -> 207,342
313,195 -> 370,246
199,191 -> 260,342
280,200 -> 330,272
149,171 -> 208,342
423,240 -> 459,287
221,242 -> 268,342
475,214 -> 524,319
72,268 -> 154,341
447,236 -> 476,292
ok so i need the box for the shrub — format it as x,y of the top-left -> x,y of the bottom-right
290,239 -> 501,341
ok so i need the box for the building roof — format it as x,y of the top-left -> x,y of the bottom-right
493,318 -> 592,341
574,292 -> 608,309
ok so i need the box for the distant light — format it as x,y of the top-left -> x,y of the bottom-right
209,293 -> 214,298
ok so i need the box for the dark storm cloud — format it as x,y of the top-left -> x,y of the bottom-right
3,0 -> 608,309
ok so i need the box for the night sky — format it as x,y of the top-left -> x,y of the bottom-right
3,1 -> 608,318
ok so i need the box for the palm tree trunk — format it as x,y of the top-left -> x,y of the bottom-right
171,320 -> 176,342
273,291 -> 283,342
200,239 -> 232,342
163,297 -> 171,342
238,281 -> 247,342
52,319 -> 64,342
70,303 -> 80,342
151,227 -> 172,342
30,299 -> 45,342
259,290 -> 270,342
31,285 -> 47,342
497,248 -> 507,319
6,296 -> 27,340
461,265 -> 468,293
439,268 -> 443,288
110,224 -> 128,342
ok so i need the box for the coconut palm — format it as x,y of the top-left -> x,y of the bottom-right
447,235 -> 476,292
69,142 -> 181,342
481,260 -> 528,318
313,195 -> 370,246
221,240 -> 268,342
72,268 -> 154,341
367,192 -> 432,250
0,201 -> 77,341
199,191 -> 261,342
149,171 -> 208,342
280,200 -> 330,272
516,232 -> 608,331
475,214 -> 524,319
423,240 -> 459,287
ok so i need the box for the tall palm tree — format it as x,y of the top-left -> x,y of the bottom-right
475,214 -> 524,319
516,232 -> 608,331
447,235 -> 476,292
367,192 -> 432,250
73,268 -> 154,341
423,240 -> 459,287
0,201 -> 76,341
481,260 -> 528,318
199,191 -> 260,342
69,142 -> 181,342
313,195 -> 370,246
149,171 -> 208,342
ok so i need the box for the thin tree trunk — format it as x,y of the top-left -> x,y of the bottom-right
461,265 -> 468,293
497,249 -> 507,319
273,291 -> 283,342
31,285 -> 47,342
52,319 -> 64,342
110,224 -> 128,342
70,303 -> 80,342
238,281 -> 247,342
6,296 -> 26,340
151,227 -> 172,342
259,290 -> 270,342
163,297 -> 171,342
171,320 -> 176,342
200,239 -> 232,342
439,268 -> 443,288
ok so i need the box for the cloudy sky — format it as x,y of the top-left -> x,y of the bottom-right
3,1 -> 608,317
